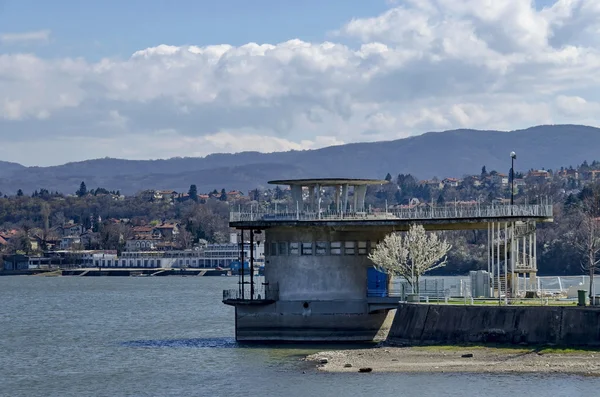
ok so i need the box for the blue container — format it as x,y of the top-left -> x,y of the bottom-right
367,267 -> 388,297
229,260 -> 250,271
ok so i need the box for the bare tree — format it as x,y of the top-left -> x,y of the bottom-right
176,228 -> 194,249
369,224 -> 451,293
99,223 -> 132,253
52,211 -> 66,228
574,195 -> 600,300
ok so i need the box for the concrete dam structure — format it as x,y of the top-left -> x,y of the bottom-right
222,178 -> 553,342
388,303 -> 600,346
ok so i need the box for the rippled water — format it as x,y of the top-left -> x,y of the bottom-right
1,276 -> 599,397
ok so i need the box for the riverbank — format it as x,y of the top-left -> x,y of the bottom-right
306,345 -> 600,375
0,268 -> 232,277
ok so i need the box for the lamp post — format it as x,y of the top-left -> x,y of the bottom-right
510,151 -> 517,207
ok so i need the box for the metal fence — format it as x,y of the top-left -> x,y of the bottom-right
230,204 -> 553,222
410,275 -> 598,300
222,282 -> 279,302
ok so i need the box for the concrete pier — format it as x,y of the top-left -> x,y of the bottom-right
387,303 -> 600,346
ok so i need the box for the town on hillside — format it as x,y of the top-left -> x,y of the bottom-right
1,160 -> 599,276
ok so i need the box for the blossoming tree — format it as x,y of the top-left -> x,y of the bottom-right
368,224 -> 451,293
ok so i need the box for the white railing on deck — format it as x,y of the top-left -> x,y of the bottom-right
229,204 -> 554,222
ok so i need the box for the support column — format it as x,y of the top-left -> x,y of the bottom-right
353,186 -> 358,212
291,185 -> 303,211
334,185 -> 341,212
533,224 -> 537,270
497,222 -> 501,300
239,229 -> 245,300
355,185 -> 367,212
308,186 -> 315,212
250,229 -> 254,301
315,184 -> 321,219
504,222 -> 508,302
533,224 -> 537,292
511,222 -> 516,297
522,235 -> 527,290
342,184 -> 349,213
487,223 -> 491,274
490,222 -> 495,297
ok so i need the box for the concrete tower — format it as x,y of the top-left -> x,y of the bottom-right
222,178 -> 553,342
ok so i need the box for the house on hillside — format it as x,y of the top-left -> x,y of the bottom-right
132,225 -> 154,234
558,169 -> 579,180
581,170 -> 600,181
60,236 -> 82,250
526,170 -> 551,184
227,190 -> 243,200
491,173 -> 509,186
153,223 -> 179,240
157,190 -> 178,202
442,178 -> 460,187
57,223 -> 83,237
462,175 -> 482,187
125,235 -> 162,251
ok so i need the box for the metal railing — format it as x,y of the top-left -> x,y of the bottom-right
367,279 -> 446,300
222,283 -> 279,302
230,204 -> 553,222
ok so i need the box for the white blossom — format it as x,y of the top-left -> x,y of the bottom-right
369,224 -> 451,293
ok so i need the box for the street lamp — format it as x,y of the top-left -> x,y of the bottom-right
510,151 -> 517,207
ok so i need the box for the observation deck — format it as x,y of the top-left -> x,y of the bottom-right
230,204 -> 554,230
230,178 -> 553,230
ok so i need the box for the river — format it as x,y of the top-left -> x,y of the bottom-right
1,276 -> 598,397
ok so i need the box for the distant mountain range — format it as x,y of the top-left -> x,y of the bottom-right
1,124 -> 599,195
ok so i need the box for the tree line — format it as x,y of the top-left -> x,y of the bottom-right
2,160 -> 600,276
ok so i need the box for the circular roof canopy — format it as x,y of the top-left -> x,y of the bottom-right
268,178 -> 388,186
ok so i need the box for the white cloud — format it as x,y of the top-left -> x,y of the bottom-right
0,30 -> 51,44
1,1 -> 600,165
0,130 -> 345,166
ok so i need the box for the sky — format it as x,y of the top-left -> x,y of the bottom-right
0,0 -> 597,166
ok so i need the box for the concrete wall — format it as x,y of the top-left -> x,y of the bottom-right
388,304 -> 600,346
235,304 -> 395,341
232,226 -> 398,341
264,226 -> 388,302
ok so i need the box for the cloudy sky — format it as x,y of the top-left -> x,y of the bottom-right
0,0 -> 598,166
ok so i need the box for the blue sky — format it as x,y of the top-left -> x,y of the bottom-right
0,0 -> 597,166
0,0 -> 556,60
0,0 -> 391,59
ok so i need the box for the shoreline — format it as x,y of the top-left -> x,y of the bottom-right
305,345 -> 600,375
0,268 -> 234,277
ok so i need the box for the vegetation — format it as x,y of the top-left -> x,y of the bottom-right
2,158 -> 600,277
369,225 -> 451,292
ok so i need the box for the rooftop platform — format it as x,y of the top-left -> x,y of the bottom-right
230,204 -> 554,230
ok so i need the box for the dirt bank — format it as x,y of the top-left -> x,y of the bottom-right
305,345 -> 600,375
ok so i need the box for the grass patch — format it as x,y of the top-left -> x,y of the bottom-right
413,344 -> 530,354
34,270 -> 62,277
537,347 -> 600,354
439,299 -> 577,307
410,344 -> 599,355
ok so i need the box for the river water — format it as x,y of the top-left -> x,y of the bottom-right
1,276 -> 599,397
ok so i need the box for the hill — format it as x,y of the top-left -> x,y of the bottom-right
0,124 -> 599,195
0,161 -> 26,178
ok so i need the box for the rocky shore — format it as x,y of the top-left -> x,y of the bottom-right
305,345 -> 600,375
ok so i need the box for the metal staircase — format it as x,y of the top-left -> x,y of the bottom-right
488,220 -> 537,299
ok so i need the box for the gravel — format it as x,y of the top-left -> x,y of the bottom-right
305,346 -> 600,375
